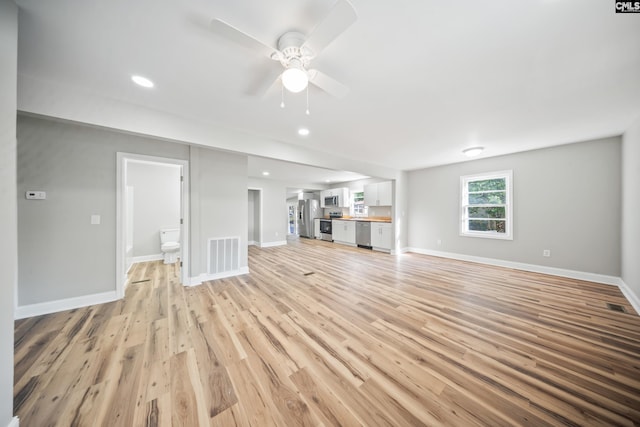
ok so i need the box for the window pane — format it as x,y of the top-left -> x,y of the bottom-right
468,192 -> 506,205
468,178 -> 505,192
468,206 -> 505,219
468,220 -> 506,233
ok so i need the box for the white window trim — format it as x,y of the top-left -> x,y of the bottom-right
460,170 -> 513,240
351,190 -> 368,217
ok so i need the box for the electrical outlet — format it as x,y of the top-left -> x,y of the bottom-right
543,249 -> 551,257
437,239 -> 442,246
26,191 -> 46,200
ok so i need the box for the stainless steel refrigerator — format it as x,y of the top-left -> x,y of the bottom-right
297,199 -> 319,238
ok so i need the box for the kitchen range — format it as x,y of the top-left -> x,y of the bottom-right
319,212 -> 343,241
319,219 -> 332,241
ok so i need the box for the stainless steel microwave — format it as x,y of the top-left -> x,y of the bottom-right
324,195 -> 339,207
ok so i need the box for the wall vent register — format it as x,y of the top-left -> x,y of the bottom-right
208,237 -> 240,275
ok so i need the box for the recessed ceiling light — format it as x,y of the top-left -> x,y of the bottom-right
462,146 -> 484,157
325,179 -> 331,183
262,171 -> 270,176
131,75 -> 154,88
298,128 -> 310,136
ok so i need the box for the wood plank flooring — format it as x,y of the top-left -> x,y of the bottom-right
14,238 -> 640,426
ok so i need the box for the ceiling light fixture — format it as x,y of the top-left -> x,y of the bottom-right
462,146 -> 484,157
281,60 -> 308,93
298,128 -> 310,136
262,171 -> 270,176
131,75 -> 154,88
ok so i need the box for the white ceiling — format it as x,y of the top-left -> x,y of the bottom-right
14,0 -> 640,176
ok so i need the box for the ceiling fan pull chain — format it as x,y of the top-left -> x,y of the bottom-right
306,85 -> 310,115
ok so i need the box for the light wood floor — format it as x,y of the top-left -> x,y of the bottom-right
14,238 -> 640,426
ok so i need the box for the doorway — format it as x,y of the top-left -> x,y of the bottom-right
116,153 -> 190,298
248,188 -> 262,247
287,202 -> 297,235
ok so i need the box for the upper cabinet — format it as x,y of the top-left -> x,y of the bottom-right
320,187 -> 350,208
364,181 -> 393,206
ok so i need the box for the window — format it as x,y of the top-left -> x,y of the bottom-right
352,191 -> 368,217
460,170 -> 513,240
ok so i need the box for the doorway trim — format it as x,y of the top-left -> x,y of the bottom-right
116,152 -> 190,298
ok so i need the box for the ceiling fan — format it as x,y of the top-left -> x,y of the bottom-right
210,0 -> 357,99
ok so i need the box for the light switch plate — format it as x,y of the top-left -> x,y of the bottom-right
26,191 -> 46,200
91,215 -> 101,225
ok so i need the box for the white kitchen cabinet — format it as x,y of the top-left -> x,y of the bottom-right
364,181 -> 392,206
371,222 -> 392,252
332,220 -> 356,246
314,218 -> 321,239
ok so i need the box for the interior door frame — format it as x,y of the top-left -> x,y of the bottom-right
116,152 -> 190,298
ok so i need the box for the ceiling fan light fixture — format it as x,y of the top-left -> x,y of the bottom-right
282,64 -> 309,93
462,146 -> 484,157
131,75 -> 154,88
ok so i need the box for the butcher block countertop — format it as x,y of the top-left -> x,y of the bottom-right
324,216 -> 392,223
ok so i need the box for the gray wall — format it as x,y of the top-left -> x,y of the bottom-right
17,115 -> 249,306
622,118 -> 640,303
127,161 -> 181,257
394,171 -> 409,253
0,0 -> 17,424
248,178 -> 288,244
17,115 -> 189,304
407,137 -> 621,276
190,146 -> 248,276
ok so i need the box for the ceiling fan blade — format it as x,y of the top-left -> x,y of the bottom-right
308,69 -> 349,98
248,66 -> 283,99
302,0 -> 357,57
210,18 -> 277,59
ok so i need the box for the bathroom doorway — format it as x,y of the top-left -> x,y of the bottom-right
116,153 -> 190,298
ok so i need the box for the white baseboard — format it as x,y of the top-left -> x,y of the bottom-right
15,291 -> 119,319
406,247 -> 622,286
260,240 -> 287,248
248,240 -> 257,246
7,416 -> 19,427
187,267 -> 250,287
618,278 -> 640,315
132,254 -> 164,263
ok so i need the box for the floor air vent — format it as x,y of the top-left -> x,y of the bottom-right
606,303 -> 626,313
208,237 -> 240,275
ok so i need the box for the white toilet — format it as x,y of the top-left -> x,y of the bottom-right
160,228 -> 180,264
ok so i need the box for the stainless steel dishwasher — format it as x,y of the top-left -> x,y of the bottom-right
356,221 -> 372,249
